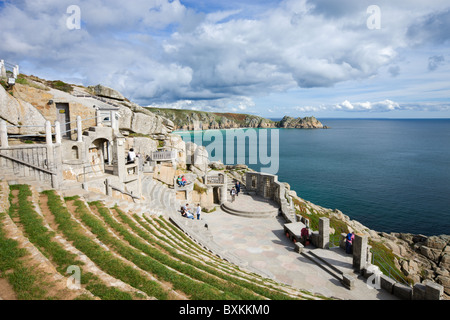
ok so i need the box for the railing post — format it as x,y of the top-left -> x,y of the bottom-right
45,121 -> 52,146
111,110 -> 117,131
0,60 -> 6,79
55,121 -> 62,144
319,217 -> 330,249
14,65 -> 19,78
96,108 -> 102,126
353,234 -> 369,273
1,120 -> 8,148
77,116 -> 83,142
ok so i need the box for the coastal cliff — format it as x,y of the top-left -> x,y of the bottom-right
146,107 -> 326,131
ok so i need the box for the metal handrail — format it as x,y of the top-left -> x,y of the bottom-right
7,125 -> 47,128
4,114 -> 98,140
371,250 -> 411,287
329,234 -> 341,248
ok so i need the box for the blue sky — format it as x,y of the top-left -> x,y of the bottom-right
0,0 -> 449,118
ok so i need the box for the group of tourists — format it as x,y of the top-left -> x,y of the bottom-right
180,203 -> 202,220
299,225 -> 355,254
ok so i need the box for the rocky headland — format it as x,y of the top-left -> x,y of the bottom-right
146,107 -> 327,131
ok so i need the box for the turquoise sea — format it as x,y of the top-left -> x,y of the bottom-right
176,119 -> 450,236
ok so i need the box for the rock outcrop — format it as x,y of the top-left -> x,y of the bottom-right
88,84 -> 126,101
0,84 -> 47,135
118,102 -> 174,137
185,141 -> 209,175
278,116 -> 326,129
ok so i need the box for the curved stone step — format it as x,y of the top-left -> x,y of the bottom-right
220,202 -> 279,219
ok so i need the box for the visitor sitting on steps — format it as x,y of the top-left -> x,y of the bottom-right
127,148 -> 136,164
182,203 -> 194,219
301,226 -> 310,246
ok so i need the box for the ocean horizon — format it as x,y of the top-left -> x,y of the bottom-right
176,118 -> 450,237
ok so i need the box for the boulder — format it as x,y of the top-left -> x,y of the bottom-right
118,105 -> 133,131
440,253 -> 450,269
420,246 -> 442,263
209,161 -> 226,170
186,142 -> 209,173
381,232 -> 398,241
436,267 -> 449,277
130,112 -> 172,136
436,276 -> 450,295
425,236 -> 448,250
0,85 -> 46,134
165,134 -> 187,168
413,234 -> 428,244
226,164 -> 248,170
89,84 -> 125,101
130,137 -> 158,157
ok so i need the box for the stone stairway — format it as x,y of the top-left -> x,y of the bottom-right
0,169 -> 52,191
301,248 -> 358,290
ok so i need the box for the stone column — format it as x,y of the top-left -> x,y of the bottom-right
114,137 -> 126,182
96,108 -> 102,127
220,174 -> 228,205
1,120 -> 8,148
107,141 -> 112,165
353,234 -> 369,272
45,121 -> 58,189
13,65 -> 19,79
319,217 -> 330,249
45,121 -> 53,146
105,178 -> 112,196
77,116 -> 83,142
55,121 -> 62,144
111,111 -> 118,131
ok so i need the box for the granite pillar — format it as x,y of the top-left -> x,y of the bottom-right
353,234 -> 368,272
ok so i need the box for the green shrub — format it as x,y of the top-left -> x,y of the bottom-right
47,80 -> 73,93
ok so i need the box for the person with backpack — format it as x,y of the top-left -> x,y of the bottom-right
345,232 -> 355,254
235,181 -> 241,196
230,187 -> 236,203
